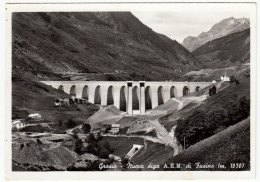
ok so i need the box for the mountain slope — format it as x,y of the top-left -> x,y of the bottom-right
12,77 -> 98,128
192,28 -> 250,68
182,17 -> 249,52
12,12 -> 198,81
164,117 -> 250,171
158,65 -> 250,170
160,65 -> 250,126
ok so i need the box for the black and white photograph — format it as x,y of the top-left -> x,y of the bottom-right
2,1 -> 258,180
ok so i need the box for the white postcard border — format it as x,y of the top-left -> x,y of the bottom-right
4,2 -> 257,180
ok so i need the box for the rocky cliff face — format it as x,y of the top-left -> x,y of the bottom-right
12,12 -> 198,81
182,17 -> 249,52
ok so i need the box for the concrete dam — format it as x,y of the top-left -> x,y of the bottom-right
41,81 -> 212,114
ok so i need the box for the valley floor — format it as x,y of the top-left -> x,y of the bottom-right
11,66 -> 250,171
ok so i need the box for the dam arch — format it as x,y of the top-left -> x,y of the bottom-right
170,86 -> 177,98
107,86 -> 114,105
158,86 -> 164,105
82,86 -> 89,99
70,85 -> 76,96
195,86 -> 201,92
119,86 -> 126,111
132,86 -> 139,110
145,86 -> 152,110
41,81 -> 213,114
58,85 -> 64,92
183,86 -> 189,96
94,86 -> 101,104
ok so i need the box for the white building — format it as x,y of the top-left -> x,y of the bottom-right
110,124 -> 120,134
28,113 -> 41,120
12,119 -> 26,129
220,75 -> 230,82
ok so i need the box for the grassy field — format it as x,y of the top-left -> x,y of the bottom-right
164,117 -> 250,171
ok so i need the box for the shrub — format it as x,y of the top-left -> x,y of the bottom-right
96,133 -> 103,141
99,148 -> 110,159
85,143 -> 97,155
96,140 -> 114,158
74,138 -> 83,154
207,107 -> 229,128
87,133 -> 96,144
66,119 -> 77,129
209,85 -> 217,96
230,75 -> 236,84
118,127 -> 129,135
82,123 -> 91,134
175,110 -> 210,148
121,157 -> 129,169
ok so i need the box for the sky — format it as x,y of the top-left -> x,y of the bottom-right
131,3 -> 252,43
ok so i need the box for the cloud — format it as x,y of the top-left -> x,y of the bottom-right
131,3 -> 252,43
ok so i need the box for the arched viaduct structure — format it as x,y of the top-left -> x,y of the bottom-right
41,81 -> 212,114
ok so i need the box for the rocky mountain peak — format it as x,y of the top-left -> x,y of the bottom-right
182,17 -> 250,52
